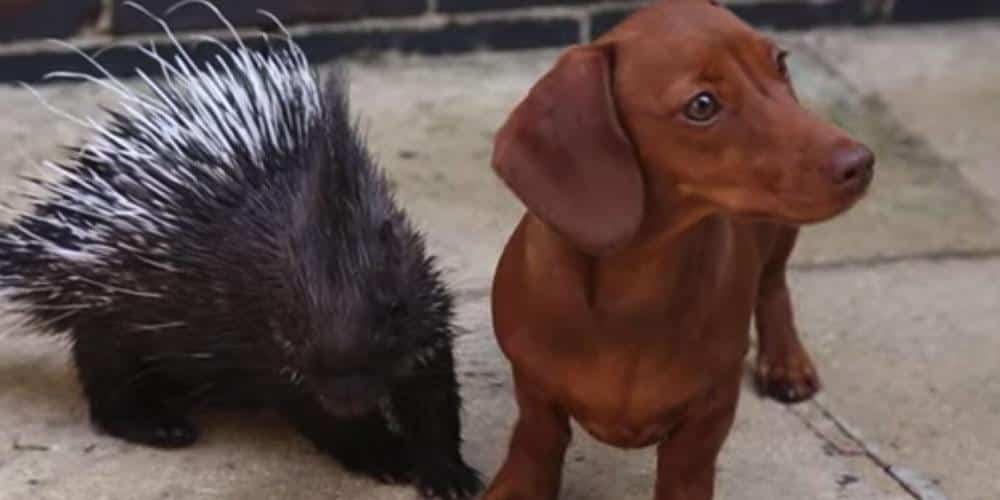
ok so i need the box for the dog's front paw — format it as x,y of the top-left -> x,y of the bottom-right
755,348 -> 821,403
414,458 -> 483,500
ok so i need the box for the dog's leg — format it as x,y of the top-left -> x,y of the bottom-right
754,226 -> 821,403
483,375 -> 571,500
654,371 -> 741,500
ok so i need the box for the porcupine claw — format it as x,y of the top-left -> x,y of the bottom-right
416,459 -> 484,500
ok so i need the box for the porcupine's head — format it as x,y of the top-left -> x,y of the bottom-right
278,74 -> 456,418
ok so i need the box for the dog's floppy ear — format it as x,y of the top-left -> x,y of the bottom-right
492,44 -> 644,256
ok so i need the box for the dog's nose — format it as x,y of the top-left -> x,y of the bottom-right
827,145 -> 875,190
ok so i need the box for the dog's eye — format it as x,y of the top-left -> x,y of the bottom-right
776,49 -> 790,77
684,92 -> 720,123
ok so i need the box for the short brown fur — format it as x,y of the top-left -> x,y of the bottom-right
485,0 -> 875,498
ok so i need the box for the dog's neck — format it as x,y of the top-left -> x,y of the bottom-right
591,197 -> 732,320
524,193 -> 732,322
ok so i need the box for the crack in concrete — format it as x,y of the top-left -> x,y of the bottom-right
451,248 -> 1000,302
786,404 -> 866,458
791,399 -> 949,500
790,248 -> 1000,272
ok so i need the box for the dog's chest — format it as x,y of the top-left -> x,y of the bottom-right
549,328 -> 744,449
562,363 -> 692,449
576,413 -> 683,449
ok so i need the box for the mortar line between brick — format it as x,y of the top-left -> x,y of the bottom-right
579,11 -> 592,44
587,0 -> 650,16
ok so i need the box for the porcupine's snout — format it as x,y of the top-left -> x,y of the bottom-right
304,357 -> 389,418
304,313 -> 393,417
313,373 -> 388,418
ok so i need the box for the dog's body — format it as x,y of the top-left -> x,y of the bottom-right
484,1 -> 875,499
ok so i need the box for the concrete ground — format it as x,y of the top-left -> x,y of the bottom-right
0,19 -> 998,500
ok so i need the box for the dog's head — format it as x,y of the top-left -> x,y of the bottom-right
493,0 -> 874,255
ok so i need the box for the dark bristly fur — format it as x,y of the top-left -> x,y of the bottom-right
0,3 -> 481,498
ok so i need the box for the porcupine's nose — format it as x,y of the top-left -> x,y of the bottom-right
310,340 -> 384,417
313,309 -> 372,367
315,338 -> 387,417
318,374 -> 385,417
315,340 -> 370,376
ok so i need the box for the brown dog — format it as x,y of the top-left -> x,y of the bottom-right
484,1 -> 874,498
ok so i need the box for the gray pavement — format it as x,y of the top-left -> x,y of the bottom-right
0,20 -> 998,500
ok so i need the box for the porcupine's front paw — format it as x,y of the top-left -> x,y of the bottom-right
414,457 -> 483,500
336,448 -> 414,485
94,411 -> 199,448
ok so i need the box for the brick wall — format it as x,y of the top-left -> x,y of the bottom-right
1,0 -> 999,83
0,0 -> 101,43
4,0 -> 1000,44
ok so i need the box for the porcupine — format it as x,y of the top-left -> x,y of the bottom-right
0,2 -> 481,498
